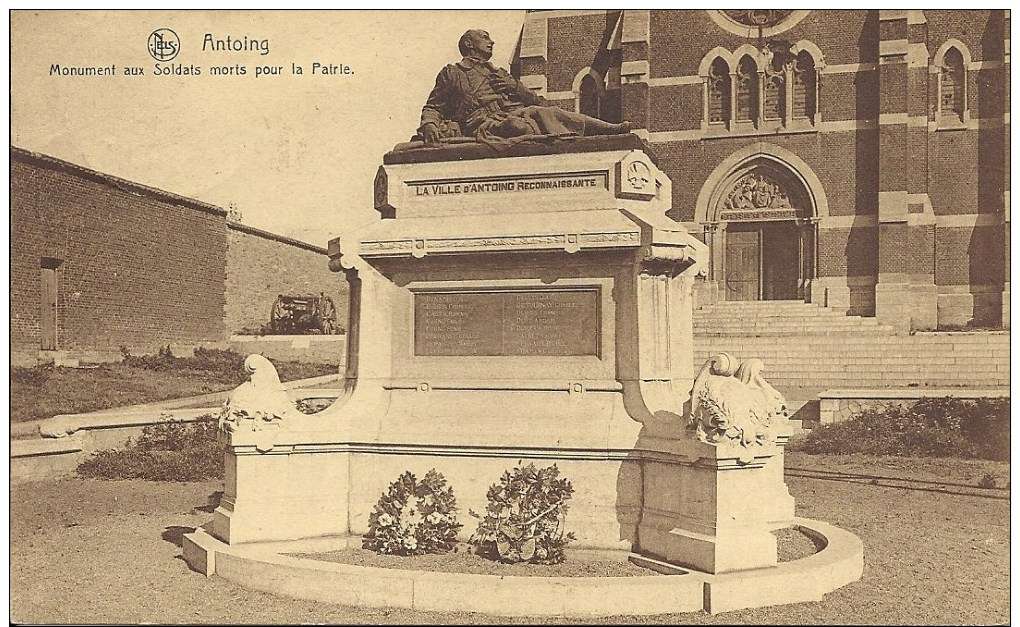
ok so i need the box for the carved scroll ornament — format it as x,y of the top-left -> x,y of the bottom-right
688,353 -> 789,462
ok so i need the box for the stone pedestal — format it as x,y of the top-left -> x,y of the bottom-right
206,137 -> 796,578
208,136 -> 714,551
636,432 -> 793,574
211,425 -> 351,545
876,280 -> 938,331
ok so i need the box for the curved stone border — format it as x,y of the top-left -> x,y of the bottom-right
696,518 -> 864,614
183,517 -> 862,617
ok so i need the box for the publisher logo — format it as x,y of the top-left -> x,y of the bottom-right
148,28 -> 180,62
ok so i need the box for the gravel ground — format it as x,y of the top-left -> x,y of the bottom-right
10,453 -> 1010,625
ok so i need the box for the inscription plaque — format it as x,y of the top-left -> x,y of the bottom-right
414,289 -> 599,357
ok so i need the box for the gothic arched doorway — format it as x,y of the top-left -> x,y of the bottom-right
715,163 -> 816,301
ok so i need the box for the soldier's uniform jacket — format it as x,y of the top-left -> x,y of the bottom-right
419,57 -> 546,137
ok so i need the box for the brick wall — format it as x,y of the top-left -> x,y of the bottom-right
926,11 -> 1003,64
546,13 -> 615,92
224,223 -> 349,336
655,130 -> 876,224
818,226 -> 879,278
647,85 -> 700,132
935,225 -> 1004,286
11,148 -> 227,356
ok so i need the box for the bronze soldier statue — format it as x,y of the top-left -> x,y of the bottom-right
418,29 -> 631,144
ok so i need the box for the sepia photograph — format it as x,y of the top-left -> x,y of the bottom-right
9,9 -> 1011,624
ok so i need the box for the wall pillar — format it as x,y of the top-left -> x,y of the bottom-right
619,10 -> 650,131
1001,11 -> 1010,328
875,10 -> 936,331
1003,202 -> 1010,329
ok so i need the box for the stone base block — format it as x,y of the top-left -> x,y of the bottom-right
909,283 -> 938,331
876,281 -> 938,331
811,276 -> 878,317
762,452 -> 796,529
638,520 -> 777,574
212,443 -> 643,551
875,282 -> 913,331
635,440 -> 792,574
212,448 -> 351,544
937,285 -> 1005,328
811,277 -> 851,313
344,451 -> 641,551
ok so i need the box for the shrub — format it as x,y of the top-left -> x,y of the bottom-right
120,345 -> 180,371
188,347 -> 247,375
797,397 -> 1009,461
470,462 -> 576,564
115,345 -> 336,385
11,364 -> 52,387
234,324 -> 275,337
76,416 -> 225,481
294,398 -> 336,414
363,469 -> 462,556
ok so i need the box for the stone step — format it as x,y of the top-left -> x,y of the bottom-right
696,331 -> 1009,340
690,302 -> 1009,393
737,371 -> 1007,381
715,352 -> 1012,359
693,340 -> 1010,349
696,300 -> 813,307
694,318 -> 888,326
765,372 -> 1010,381
694,309 -> 861,318
695,331 -> 891,336
692,363 -> 1009,371
765,378 -> 1009,387
693,350 -> 1011,360
697,309 -> 873,318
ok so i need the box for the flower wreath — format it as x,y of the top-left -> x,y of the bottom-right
364,469 -> 462,556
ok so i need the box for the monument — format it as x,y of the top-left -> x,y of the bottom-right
183,29 -> 862,615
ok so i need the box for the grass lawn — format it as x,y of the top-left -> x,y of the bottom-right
10,351 -> 339,423
9,452 -> 1009,624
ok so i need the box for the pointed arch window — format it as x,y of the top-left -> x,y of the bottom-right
792,51 -> 817,121
764,55 -> 785,121
579,74 -> 601,119
699,44 -> 823,135
735,56 -> 758,123
940,47 -> 965,122
708,58 -> 731,124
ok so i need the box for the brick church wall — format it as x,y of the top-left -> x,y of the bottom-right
519,9 -> 1008,326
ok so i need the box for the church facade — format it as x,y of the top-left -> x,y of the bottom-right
511,10 -> 1009,330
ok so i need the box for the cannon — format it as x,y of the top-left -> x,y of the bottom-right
269,293 -> 340,335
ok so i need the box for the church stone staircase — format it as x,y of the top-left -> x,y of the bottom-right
692,300 -> 1010,426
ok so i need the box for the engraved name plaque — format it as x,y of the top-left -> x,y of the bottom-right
414,289 -> 599,357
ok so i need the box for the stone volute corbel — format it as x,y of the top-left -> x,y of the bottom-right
620,208 -> 709,425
